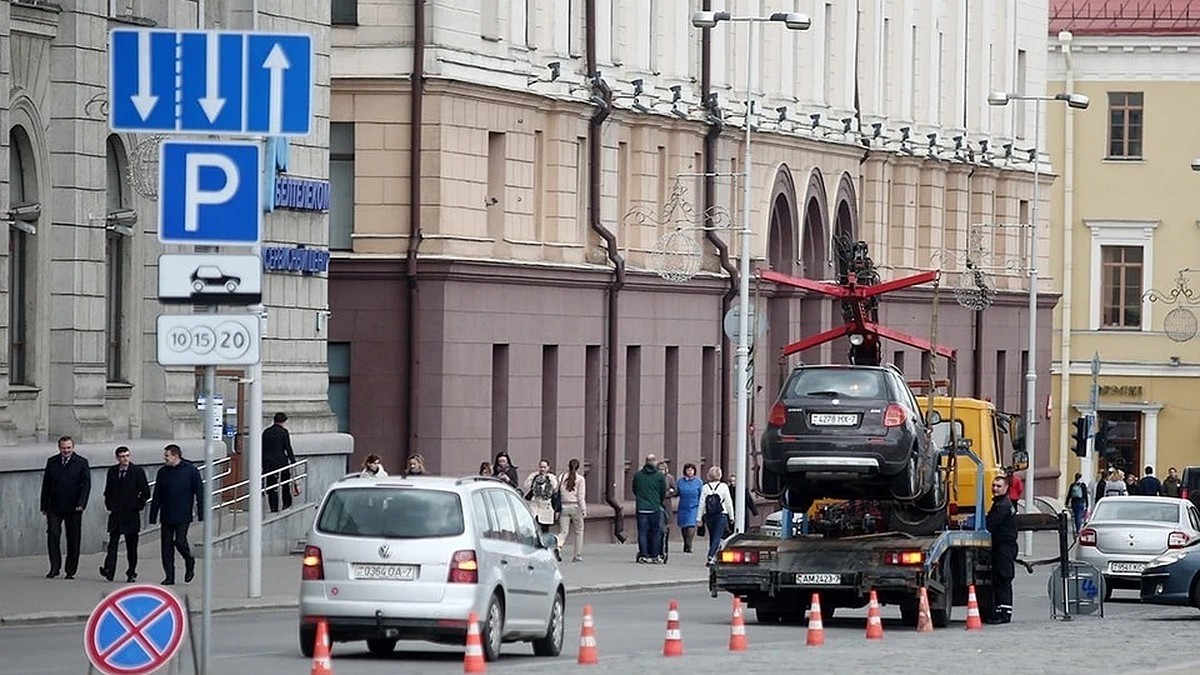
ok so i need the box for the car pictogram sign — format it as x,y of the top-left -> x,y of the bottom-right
84,585 -> 187,675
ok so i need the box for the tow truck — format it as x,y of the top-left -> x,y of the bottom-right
711,244 -> 1065,625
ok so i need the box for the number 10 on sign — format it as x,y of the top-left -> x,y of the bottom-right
156,314 -> 261,366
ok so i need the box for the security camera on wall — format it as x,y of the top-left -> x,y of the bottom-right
1191,157 -> 1200,172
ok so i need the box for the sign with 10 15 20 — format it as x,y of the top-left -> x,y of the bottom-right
157,314 -> 260,366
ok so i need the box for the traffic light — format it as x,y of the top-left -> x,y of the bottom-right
1095,419 -> 1118,457
1071,416 -> 1089,457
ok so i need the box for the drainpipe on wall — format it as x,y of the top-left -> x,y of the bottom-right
586,0 -> 626,543
700,0 -> 739,473
405,0 -> 426,460
1056,31 -> 1078,497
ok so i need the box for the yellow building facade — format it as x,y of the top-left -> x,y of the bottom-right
1046,9 -> 1200,499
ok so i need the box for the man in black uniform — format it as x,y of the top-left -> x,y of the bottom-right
262,412 -> 297,512
986,474 -> 1018,624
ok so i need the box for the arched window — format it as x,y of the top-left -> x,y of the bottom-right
106,135 -> 133,382
8,126 -> 37,385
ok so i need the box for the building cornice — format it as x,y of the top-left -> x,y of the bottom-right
1048,36 -> 1200,81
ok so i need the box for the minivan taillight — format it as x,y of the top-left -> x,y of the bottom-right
448,549 -> 479,584
1079,528 -> 1096,546
768,403 -> 787,427
1168,531 -> 1189,549
302,545 -> 324,580
883,403 -> 906,428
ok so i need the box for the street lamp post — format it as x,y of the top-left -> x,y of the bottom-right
692,10 -> 810,534
988,90 -> 1088,554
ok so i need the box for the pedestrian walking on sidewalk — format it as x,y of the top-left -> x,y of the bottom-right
100,446 -> 150,583
523,459 -> 560,535
148,445 -> 204,586
698,467 -> 734,565
405,453 -> 427,477
1067,472 -> 1089,535
262,412 -> 297,513
492,451 -> 519,488
557,458 -> 587,562
658,461 -> 678,547
632,454 -> 668,563
676,463 -> 702,554
985,474 -> 1017,624
360,453 -> 388,477
40,435 -> 91,580
1162,467 -> 1181,497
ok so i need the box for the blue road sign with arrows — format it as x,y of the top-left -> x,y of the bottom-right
109,29 -> 312,136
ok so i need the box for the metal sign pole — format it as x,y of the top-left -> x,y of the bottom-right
201,365 -> 217,675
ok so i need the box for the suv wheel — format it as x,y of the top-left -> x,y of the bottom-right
366,638 -> 396,656
299,624 -> 316,658
532,590 -> 565,656
481,594 -> 504,662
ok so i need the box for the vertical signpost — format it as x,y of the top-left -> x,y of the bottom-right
108,27 -> 312,675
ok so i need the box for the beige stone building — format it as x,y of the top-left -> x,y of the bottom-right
330,0 -> 1059,534
1047,0 -> 1200,498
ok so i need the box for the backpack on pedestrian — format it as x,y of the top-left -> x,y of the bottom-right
1069,482 -> 1084,501
704,485 -> 723,518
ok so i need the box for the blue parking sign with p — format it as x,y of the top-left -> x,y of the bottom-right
158,141 -> 261,246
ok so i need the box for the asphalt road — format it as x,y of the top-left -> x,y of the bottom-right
3,576 -> 1197,674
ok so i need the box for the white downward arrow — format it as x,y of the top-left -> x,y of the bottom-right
263,44 -> 291,134
198,33 -> 226,123
130,31 -> 158,120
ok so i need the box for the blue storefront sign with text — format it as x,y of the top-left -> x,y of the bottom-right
261,246 -> 330,275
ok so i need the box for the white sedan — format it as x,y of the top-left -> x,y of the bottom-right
1076,496 -> 1200,600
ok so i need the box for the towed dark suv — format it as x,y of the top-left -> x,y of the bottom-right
760,364 -> 944,535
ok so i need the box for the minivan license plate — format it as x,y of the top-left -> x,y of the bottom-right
352,563 -> 418,580
796,573 -> 841,585
810,413 -> 858,426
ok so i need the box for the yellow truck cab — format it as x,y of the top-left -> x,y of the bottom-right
923,396 -> 1010,530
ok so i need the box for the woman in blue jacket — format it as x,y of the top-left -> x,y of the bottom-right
675,463 -> 703,554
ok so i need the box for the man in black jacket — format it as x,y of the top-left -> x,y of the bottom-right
985,474 -> 1018,624
262,412 -> 297,513
100,446 -> 151,583
149,444 -> 204,585
40,435 -> 91,579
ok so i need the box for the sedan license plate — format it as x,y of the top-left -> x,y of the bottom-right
796,573 -> 842,585
1109,562 -> 1144,574
810,413 -> 858,427
352,563 -> 418,580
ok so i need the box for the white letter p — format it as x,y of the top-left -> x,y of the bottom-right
184,152 -> 239,232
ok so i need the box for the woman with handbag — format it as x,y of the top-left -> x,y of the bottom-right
697,466 -> 734,565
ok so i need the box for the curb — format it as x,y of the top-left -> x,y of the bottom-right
0,578 -> 708,627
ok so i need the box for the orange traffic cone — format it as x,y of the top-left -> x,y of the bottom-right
577,604 -> 599,665
916,587 -> 934,633
728,597 -> 748,652
806,593 -> 825,647
965,585 -> 983,631
662,599 -> 684,656
864,589 -> 884,640
309,619 -> 333,675
463,611 -> 487,673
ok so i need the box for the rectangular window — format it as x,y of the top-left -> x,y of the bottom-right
1100,245 -> 1144,328
664,346 -> 679,464
1098,411 -> 1142,473
487,132 -> 507,241
541,345 -> 558,459
9,229 -> 29,385
1107,92 -> 1144,159
995,350 -> 1007,411
700,346 -> 717,467
625,345 -> 642,498
329,122 -> 355,250
892,351 -> 905,375
584,345 -> 601,499
328,343 -> 351,433
920,351 -> 931,381
105,231 -> 125,382
332,0 -> 358,26
492,344 -> 510,456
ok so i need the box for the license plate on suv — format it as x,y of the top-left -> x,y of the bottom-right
352,563 -> 419,580
795,573 -> 842,585
809,413 -> 858,426
1109,562 -> 1145,574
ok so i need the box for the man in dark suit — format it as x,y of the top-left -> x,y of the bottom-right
262,412 -> 297,513
40,435 -> 91,579
148,444 -> 204,585
100,446 -> 151,583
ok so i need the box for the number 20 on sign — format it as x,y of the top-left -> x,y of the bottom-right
156,314 -> 261,366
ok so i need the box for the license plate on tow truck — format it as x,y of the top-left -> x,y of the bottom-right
796,573 -> 841,585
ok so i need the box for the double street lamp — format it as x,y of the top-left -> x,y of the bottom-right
691,10 -> 810,534
987,90 -> 1089,552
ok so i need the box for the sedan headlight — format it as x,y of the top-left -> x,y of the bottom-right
1148,551 -> 1188,567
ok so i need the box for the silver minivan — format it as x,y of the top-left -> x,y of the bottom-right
298,475 -> 566,661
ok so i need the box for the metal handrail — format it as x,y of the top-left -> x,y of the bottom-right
210,459 -> 310,535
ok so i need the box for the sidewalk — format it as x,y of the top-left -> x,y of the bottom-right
0,541 -> 710,626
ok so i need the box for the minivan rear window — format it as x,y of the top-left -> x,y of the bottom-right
317,487 -> 465,538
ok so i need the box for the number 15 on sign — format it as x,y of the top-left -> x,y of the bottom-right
157,314 -> 261,366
